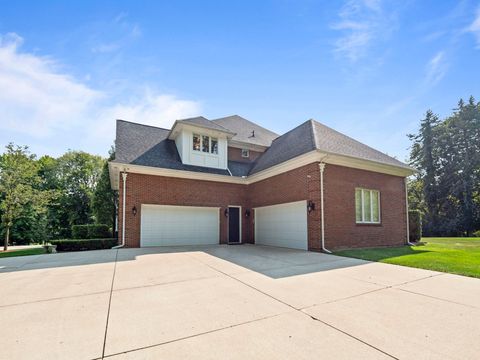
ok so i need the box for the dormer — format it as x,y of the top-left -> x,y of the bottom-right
168,117 -> 235,170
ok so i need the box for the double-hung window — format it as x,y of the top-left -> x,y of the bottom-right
192,134 -> 218,155
355,188 -> 380,223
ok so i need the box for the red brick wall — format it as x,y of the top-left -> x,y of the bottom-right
118,163 -> 407,250
323,164 -> 407,249
228,147 -> 262,163
118,173 -> 250,247
248,163 -> 322,250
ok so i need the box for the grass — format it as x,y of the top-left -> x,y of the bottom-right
335,237 -> 480,279
0,247 -> 46,258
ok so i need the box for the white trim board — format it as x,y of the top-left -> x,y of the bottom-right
109,150 -> 415,190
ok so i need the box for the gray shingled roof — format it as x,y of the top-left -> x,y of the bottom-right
113,117 -> 411,179
113,120 -> 235,176
176,116 -> 234,134
248,119 -> 410,175
212,115 -> 279,147
311,120 -> 409,169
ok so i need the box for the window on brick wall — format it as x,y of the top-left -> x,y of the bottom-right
355,188 -> 380,223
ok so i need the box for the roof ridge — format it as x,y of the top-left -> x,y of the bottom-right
212,115 -> 280,136
117,119 -> 171,131
270,119 -> 311,144
308,119 -> 318,149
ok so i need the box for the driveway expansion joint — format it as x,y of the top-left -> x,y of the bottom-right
101,249 -> 119,360
188,253 -> 399,360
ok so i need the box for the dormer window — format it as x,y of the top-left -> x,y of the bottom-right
211,138 -> 218,154
193,134 -> 218,155
241,149 -> 249,158
193,134 -> 201,151
202,135 -> 210,152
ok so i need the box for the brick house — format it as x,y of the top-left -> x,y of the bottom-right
109,115 -> 414,251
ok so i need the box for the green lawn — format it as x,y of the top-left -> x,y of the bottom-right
335,237 -> 480,279
0,247 -> 46,258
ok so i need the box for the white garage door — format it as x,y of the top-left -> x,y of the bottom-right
140,204 -> 219,247
254,200 -> 308,250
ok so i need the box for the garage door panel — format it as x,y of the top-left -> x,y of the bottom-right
255,201 -> 308,250
141,205 -> 219,247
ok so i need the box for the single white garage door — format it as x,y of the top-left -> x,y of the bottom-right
254,200 -> 308,250
140,204 -> 219,247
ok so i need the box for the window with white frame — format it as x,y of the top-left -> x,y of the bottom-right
241,149 -> 249,158
355,188 -> 380,223
192,134 -> 218,155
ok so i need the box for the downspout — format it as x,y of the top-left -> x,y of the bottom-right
112,171 -> 127,249
405,177 -> 415,246
319,163 -> 331,253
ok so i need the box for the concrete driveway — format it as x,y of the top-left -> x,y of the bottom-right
1,245 -> 479,360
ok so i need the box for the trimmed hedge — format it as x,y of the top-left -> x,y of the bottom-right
71,224 -> 111,239
409,210 -> 422,242
50,238 -> 118,252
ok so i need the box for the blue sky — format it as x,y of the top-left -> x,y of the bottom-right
0,0 -> 479,161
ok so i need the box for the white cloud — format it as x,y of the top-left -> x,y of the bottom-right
0,32 -> 202,155
424,51 -> 448,87
467,6 -> 480,48
0,33 -> 101,137
93,91 -> 201,141
332,0 -> 390,62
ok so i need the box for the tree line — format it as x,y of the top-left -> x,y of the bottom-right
0,144 -> 117,250
408,96 -> 480,237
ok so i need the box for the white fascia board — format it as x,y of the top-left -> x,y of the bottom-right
168,122 -> 235,140
108,162 -> 121,190
109,162 -> 246,188
228,140 -> 269,152
323,153 -> 416,177
109,150 -> 415,190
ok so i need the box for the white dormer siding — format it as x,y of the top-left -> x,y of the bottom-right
173,125 -> 228,170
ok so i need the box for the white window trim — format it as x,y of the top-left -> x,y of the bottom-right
355,188 -> 381,224
241,149 -> 250,158
192,133 -> 219,156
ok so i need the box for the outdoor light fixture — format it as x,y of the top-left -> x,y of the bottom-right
307,200 -> 315,213
245,209 -> 251,218
132,206 -> 137,216
224,208 -> 229,217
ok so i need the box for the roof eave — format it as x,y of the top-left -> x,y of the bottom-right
168,120 -> 236,140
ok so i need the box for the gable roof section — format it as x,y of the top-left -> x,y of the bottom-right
176,116 -> 234,134
311,120 -> 409,169
248,119 -> 410,175
113,120 -> 232,175
212,115 -> 279,147
248,120 -> 315,174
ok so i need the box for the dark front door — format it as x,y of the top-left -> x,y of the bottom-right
228,207 -> 240,244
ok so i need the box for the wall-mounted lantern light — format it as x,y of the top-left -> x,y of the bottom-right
132,205 -> 137,216
307,200 -> 315,213
245,209 -> 251,218
224,208 -> 229,217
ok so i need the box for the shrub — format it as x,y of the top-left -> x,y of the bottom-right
71,224 -> 111,239
409,210 -> 422,242
72,225 -> 89,239
87,224 -> 110,239
50,238 -> 118,251
473,230 -> 480,238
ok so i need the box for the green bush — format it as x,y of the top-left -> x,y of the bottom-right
409,210 -> 422,242
472,230 -> 480,237
50,238 -> 118,251
71,225 -> 89,239
87,224 -> 110,239
71,224 -> 111,239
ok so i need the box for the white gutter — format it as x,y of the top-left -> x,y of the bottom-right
405,177 -> 415,246
319,163 -> 331,253
112,171 -> 127,249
